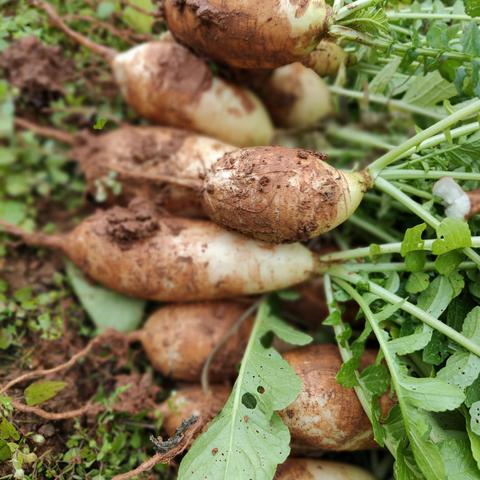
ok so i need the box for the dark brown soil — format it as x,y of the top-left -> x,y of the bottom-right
0,36 -> 74,108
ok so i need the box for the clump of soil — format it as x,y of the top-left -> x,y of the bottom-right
0,36 -> 74,108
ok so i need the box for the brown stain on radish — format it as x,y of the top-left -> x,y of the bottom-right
140,302 -> 253,381
164,0 -> 329,69
202,147 -> 345,243
280,344 -> 393,451
57,204 -> 316,301
71,125 -> 234,217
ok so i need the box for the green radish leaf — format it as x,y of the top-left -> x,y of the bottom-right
470,401 -> 480,435
369,57 -> 402,95
439,434 -> 480,479
267,314 -> 312,346
417,276 -> 453,318
466,1 -> 480,17
463,22 -> 480,55
437,352 -> 480,390
360,364 -> 390,396
66,262 -> 145,333
422,331 -> 449,366
122,0 -> 154,33
449,271 -> 465,298
24,380 -> 67,406
406,272 -> 430,294
462,307 -> 480,344
178,299 -> 305,480
466,411 -> 480,468
388,324 -> 433,355
399,376 -> 465,412
435,250 -> 464,275
401,223 -> 426,256
432,218 -> 472,255
0,417 -> 19,441
402,71 -> 457,107
466,377 -> 480,408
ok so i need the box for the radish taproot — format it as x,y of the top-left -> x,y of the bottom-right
280,344 -> 392,451
135,302 -> 253,381
275,458 -> 375,480
14,119 -> 234,217
0,204 -> 317,301
163,0 -> 332,69
257,63 -> 333,129
33,1 -> 274,146
202,146 -> 371,243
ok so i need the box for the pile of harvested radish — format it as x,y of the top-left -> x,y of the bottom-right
2,1 -> 480,479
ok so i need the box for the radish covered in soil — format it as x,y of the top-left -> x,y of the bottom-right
34,1 -> 274,146
280,344 -> 392,451
275,458 -> 375,480
0,203 -> 317,301
15,119 -> 235,217
202,146 -> 371,243
257,63 -> 333,129
163,0 -> 332,69
136,302 -> 253,381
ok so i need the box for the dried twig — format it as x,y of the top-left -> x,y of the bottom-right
111,415 -> 204,480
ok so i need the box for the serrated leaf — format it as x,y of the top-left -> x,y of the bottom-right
437,352 -> 480,390
178,300 -> 304,480
66,262 -> 145,333
403,71 -> 457,108
432,218 -> 472,255
24,380 -> 67,406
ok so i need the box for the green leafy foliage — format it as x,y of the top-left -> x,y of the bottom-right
24,380 -> 67,406
178,299 -> 311,480
66,262 -> 145,333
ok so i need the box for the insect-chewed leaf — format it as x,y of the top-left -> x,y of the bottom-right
401,224 -> 426,256
432,218 -> 472,255
437,352 -> 480,390
417,276 -> 453,318
178,300 -> 310,480
462,306 -> 480,344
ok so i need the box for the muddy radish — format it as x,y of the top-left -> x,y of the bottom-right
164,0 -> 333,69
275,458 -> 375,480
306,40 -> 350,77
34,1 -> 274,146
202,146 -> 371,243
134,302 -> 253,381
257,63 -> 333,129
0,204 -> 317,301
14,119 -> 234,217
280,344 -> 392,451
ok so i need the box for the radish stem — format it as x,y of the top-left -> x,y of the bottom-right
381,170 -> 480,181
329,85 -> 445,120
387,12 -> 478,22
335,0 -> 378,22
368,99 -> 480,174
342,261 -> 477,273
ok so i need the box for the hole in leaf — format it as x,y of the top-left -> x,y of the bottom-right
260,331 -> 273,348
242,392 -> 257,409
257,386 -> 265,394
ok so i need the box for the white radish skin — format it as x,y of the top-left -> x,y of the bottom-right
260,63 -> 333,129
35,1 -> 274,147
0,205 -> 317,301
280,344 -> 392,451
275,458 -> 375,480
138,302 -> 253,381
112,42 -> 274,146
72,125 -> 235,216
164,0 -> 332,69
203,147 -> 371,243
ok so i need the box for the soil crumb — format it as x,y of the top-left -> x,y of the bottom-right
105,204 -> 159,248
0,36 -> 74,108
